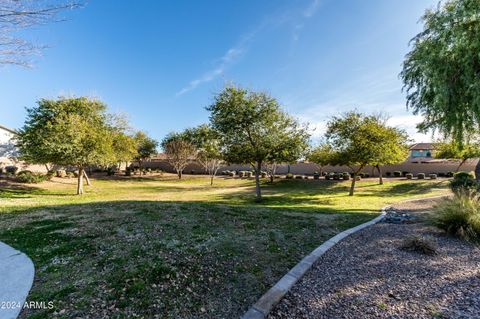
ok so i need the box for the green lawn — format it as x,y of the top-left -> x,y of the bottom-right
0,174 -> 448,318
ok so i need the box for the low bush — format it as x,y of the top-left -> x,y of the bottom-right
228,171 -> 236,177
5,166 -> 18,175
385,172 -> 392,177
16,171 -> 48,184
313,172 -> 320,180
342,172 -> 350,180
333,173 -> 341,180
450,171 -> 478,196
358,172 -> 365,178
260,171 -> 267,178
246,171 -> 253,178
429,173 -> 437,180
438,172 -> 446,177
446,171 -> 455,178
435,195 -> 480,242
400,235 -> 437,255
285,173 -> 293,179
295,175 -> 303,179
406,173 -> 413,180
393,171 -> 402,177
238,171 -> 245,178
417,173 -> 425,179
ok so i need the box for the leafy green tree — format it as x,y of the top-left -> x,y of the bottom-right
435,140 -> 480,172
323,111 -> 408,195
183,124 -> 223,185
161,132 -> 196,179
207,86 -> 309,201
134,131 -> 158,168
401,0 -> 480,178
308,143 -> 335,176
16,97 -> 119,195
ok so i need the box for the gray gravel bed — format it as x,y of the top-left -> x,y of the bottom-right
269,198 -> 480,319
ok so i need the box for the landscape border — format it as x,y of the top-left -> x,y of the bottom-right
241,195 -> 447,319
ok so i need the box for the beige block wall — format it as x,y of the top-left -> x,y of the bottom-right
144,158 -> 479,176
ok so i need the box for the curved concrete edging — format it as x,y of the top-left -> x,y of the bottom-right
241,194 -> 448,319
0,242 -> 35,319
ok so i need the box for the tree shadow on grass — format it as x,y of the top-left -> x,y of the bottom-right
0,199 -> 373,319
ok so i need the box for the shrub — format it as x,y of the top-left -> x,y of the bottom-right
285,173 -> 293,179
446,171 -> 455,178
417,173 -> 425,179
450,171 -> 478,196
435,195 -> 480,242
358,172 -> 365,178
333,173 -> 341,180
342,172 -> 350,180
321,171 -> 327,176
325,173 -> 331,180
400,235 -> 437,255
46,170 -> 55,180
238,171 -> 245,178
438,172 -> 446,177
5,166 -> 18,175
125,168 -> 132,176
429,173 -> 437,179
261,171 -> 267,178
313,172 -> 320,180
295,175 -> 303,179
228,171 -> 236,177
406,173 -> 413,179
393,171 -> 402,177
385,172 -> 392,177
66,171 -> 75,178
246,171 -> 252,178
402,171 -> 410,177
16,171 -> 48,184
355,175 -> 361,181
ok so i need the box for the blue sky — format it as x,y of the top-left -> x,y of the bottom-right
0,0 -> 438,142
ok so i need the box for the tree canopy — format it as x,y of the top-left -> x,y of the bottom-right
133,131 -> 158,167
207,85 -> 309,201
161,132 -> 196,179
321,111 -> 409,195
401,0 -> 480,143
16,97 -> 124,194
435,140 -> 480,171
183,124 -> 223,185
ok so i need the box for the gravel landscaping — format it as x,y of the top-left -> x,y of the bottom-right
269,197 -> 480,319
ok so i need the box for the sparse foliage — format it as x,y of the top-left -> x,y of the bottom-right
183,124 -> 223,185
161,133 -> 196,179
134,131 -> 158,168
0,0 -> 82,66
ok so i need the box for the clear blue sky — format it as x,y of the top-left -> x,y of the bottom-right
0,0 -> 438,142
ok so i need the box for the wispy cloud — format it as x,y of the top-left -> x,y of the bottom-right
176,0 -> 325,96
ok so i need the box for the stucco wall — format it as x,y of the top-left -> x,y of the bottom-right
141,158 -> 479,176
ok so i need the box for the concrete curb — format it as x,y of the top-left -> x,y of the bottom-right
0,241 -> 35,319
241,207 -> 388,319
241,194 -> 449,319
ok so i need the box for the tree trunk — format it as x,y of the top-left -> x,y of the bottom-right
349,174 -> 356,196
457,159 -> 466,172
270,174 -> 274,183
83,170 -> 91,186
475,159 -> 480,181
178,170 -> 182,179
77,167 -> 84,195
255,161 -> 262,202
376,165 -> 383,185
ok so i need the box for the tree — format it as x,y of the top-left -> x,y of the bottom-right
161,133 -> 196,179
323,111 -> 408,196
183,124 -> 223,185
16,97 -> 121,195
435,140 -> 480,172
308,143 -> 334,177
134,131 -> 158,168
207,86 -> 309,201
1,0 -> 82,66
400,0 -> 480,179
370,119 -> 409,185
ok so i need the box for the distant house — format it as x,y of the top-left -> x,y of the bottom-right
0,124 -> 18,166
409,143 -> 435,159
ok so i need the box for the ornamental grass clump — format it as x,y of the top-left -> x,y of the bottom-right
435,196 -> 480,243
400,235 -> 437,255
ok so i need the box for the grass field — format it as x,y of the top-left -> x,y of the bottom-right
0,174 -> 448,318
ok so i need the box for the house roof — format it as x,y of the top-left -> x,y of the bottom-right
409,143 -> 435,150
0,124 -> 16,134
